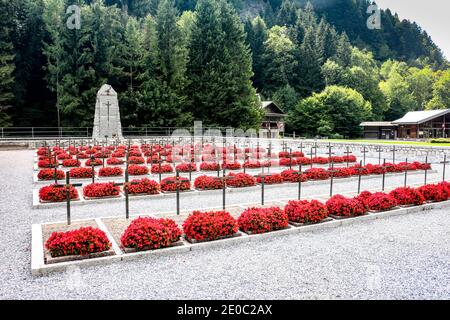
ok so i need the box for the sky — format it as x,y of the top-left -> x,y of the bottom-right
374,0 -> 449,59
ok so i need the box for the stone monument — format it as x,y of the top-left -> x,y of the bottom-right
92,84 -> 123,140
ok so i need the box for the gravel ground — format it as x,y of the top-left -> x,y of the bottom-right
0,149 -> 449,299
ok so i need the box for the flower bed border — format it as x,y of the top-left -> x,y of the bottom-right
184,232 -> 243,244
289,217 -> 334,227
31,197 -> 450,276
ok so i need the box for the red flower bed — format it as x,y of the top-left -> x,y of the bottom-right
128,150 -> 142,157
83,182 -> 120,198
413,161 -> 432,170
121,217 -> 182,251
85,158 -> 103,167
128,165 -> 149,175
194,175 -> 224,190
175,162 -> 197,172
112,151 -> 125,158
93,151 -> 110,159
329,156 -> 345,163
160,176 -> 191,192
183,211 -> 238,241
150,164 -> 173,174
343,155 -> 357,163
256,173 -> 284,184
278,151 -> 290,158
222,162 -> 241,170
365,164 -> 386,175
280,169 -> 308,183
383,163 -> 403,173
37,148 -> 50,156
417,184 -> 449,202
200,162 -> 220,171
312,157 -> 329,164
305,168 -> 330,180
38,169 -> 65,181
437,181 -> 450,195
279,157 -> 297,166
292,151 -> 305,158
146,155 -> 161,164
367,192 -> 397,211
296,157 -> 312,165
56,153 -> 71,160
38,159 -> 58,168
99,166 -> 123,177
243,160 -> 261,168
39,184 -> 79,202
45,227 -> 111,257
328,167 -> 354,178
397,162 -> 417,171
389,187 -> 425,206
238,207 -> 289,234
128,156 -> 145,164
349,164 -> 370,175
107,157 -> 124,165
284,199 -> 328,223
69,167 -> 94,179
326,195 -> 366,217
62,159 -> 81,167
354,191 -> 373,207
127,178 -> 160,195
226,172 -> 256,188
77,152 -> 89,159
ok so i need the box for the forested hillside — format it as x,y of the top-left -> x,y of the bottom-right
0,0 -> 449,138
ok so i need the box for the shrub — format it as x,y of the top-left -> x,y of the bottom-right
160,176 -> 191,192
296,157 -> 312,165
38,169 -> 65,181
77,152 -> 89,159
107,157 -> 124,165
238,207 -> 288,234
226,172 -> 256,188
292,151 -> 305,158
305,168 -> 329,180
121,217 -> 181,251
326,195 -> 366,217
83,182 -> 120,198
127,178 -> 160,195
200,162 -> 220,171
349,164 -> 370,175
397,162 -> 417,171
56,153 -> 71,160
183,211 -> 238,241
284,200 -> 328,223
222,162 -> 241,170
280,169 -> 308,183
150,164 -> 173,174
93,151 -> 110,159
365,164 -> 385,175
85,158 -> 103,167
45,227 -> 111,257
128,150 -> 142,157
367,192 -> 397,211
99,166 -> 123,177
256,173 -> 284,184
383,162 -> 403,173
437,181 -> 450,195
128,165 -> 149,175
343,155 -> 357,163
37,148 -> 50,156
413,161 -> 432,170
146,155 -> 161,164
39,184 -> 79,202
389,187 -> 425,206
128,156 -> 145,164
62,159 -> 80,167
112,151 -> 125,158
69,167 -> 94,179
329,156 -> 344,163
194,175 -> 224,190
278,151 -> 290,158
417,184 -> 449,202
175,162 -> 197,172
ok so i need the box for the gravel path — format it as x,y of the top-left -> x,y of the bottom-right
0,149 -> 449,299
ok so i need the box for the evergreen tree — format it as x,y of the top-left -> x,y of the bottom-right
247,16 -> 268,92
276,0 -> 297,27
187,0 -> 261,128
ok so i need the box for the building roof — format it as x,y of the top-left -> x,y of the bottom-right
360,121 -> 396,127
261,101 -> 285,117
392,109 -> 450,125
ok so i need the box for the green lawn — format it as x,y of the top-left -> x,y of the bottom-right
324,139 -> 450,147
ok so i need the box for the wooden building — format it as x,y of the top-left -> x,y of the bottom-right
260,101 -> 286,138
360,109 -> 450,140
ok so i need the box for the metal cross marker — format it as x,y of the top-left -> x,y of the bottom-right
375,147 -> 383,165
289,148 -> 293,170
440,154 -> 449,182
390,146 -> 399,164
258,173 -> 271,206
424,154 -> 430,185
352,161 -> 366,194
306,147 -> 315,169
328,161 -> 340,197
52,172 -> 82,225
344,146 -> 352,168
403,158 -> 409,187
360,146 -> 369,166
163,171 -> 190,215
381,159 -> 389,191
